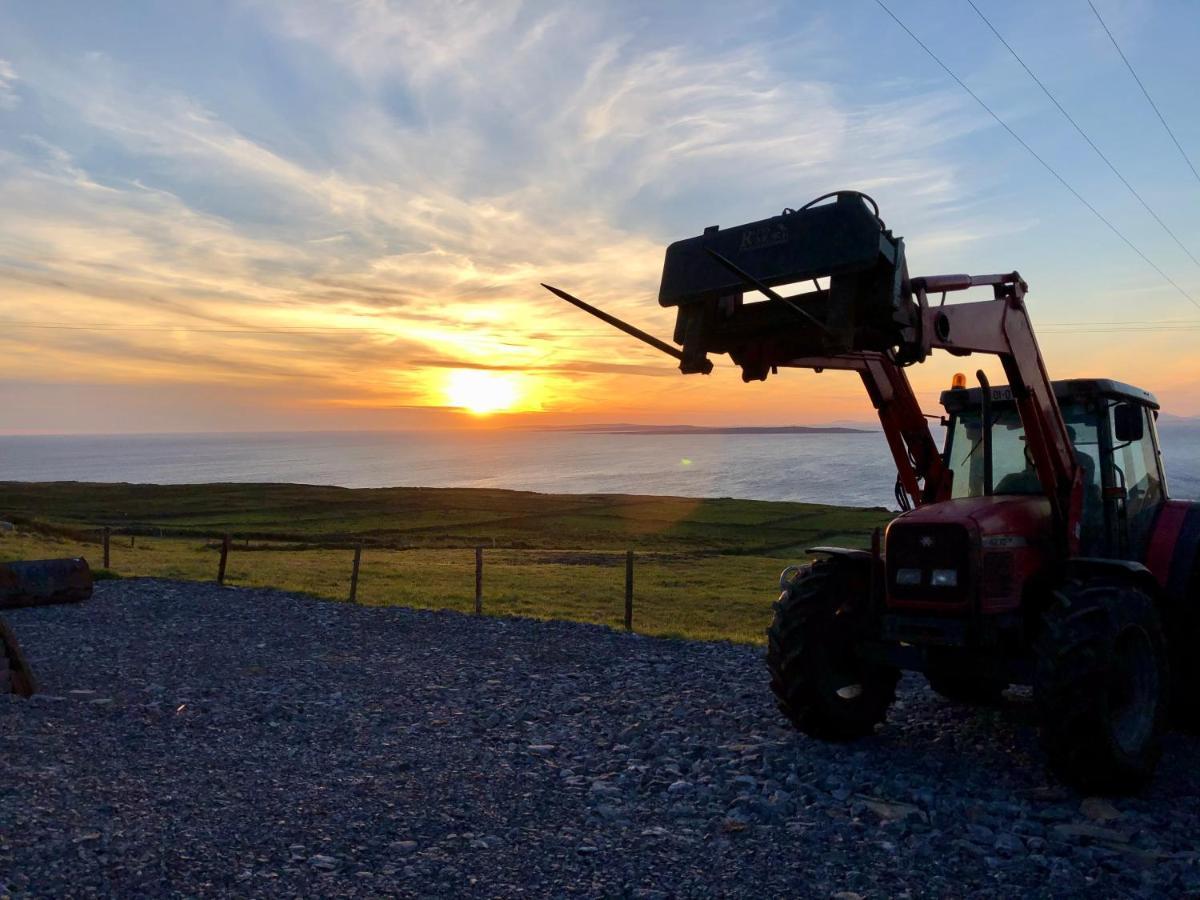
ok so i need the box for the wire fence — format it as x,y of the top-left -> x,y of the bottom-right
1,523 -> 783,644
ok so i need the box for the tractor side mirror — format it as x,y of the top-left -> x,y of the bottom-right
1113,402 -> 1144,443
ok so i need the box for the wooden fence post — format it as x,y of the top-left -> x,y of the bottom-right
625,549 -> 634,631
130,533 -> 136,549
217,533 -> 231,585
475,546 -> 483,615
349,544 -> 363,603
102,527 -> 111,569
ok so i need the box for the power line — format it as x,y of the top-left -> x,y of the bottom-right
1047,322 -> 1200,328
1044,328 -> 1200,334
872,0 -> 1200,311
1088,0 -> 1200,187
966,0 -> 1199,267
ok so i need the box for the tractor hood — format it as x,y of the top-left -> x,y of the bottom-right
892,494 -> 1054,544
886,495 -> 1056,614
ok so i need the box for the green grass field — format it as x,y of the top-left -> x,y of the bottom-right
0,482 -> 892,644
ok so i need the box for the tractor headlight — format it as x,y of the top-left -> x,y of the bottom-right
931,568 -> 958,587
895,567 -> 922,585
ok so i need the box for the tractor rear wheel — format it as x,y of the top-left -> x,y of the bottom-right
1034,578 -> 1168,792
766,559 -> 898,740
1168,567 -> 1200,732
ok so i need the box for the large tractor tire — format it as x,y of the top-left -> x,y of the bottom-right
1167,566 -> 1200,732
1034,578 -> 1168,792
766,558 -> 898,740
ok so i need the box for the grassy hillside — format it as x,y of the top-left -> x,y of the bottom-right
0,482 -> 893,643
0,482 -> 889,555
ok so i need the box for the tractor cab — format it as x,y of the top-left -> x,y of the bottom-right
939,378 -> 1165,561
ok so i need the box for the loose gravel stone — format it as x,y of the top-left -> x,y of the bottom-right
2,579 -> 1199,898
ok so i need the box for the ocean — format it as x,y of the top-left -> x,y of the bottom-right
2,425 -> 1198,510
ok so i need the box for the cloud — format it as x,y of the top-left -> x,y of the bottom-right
0,59 -> 18,110
0,2 -> 1033,430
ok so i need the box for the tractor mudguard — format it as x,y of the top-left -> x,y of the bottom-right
779,548 -> 873,592
807,547 -> 873,561
1146,500 -> 1200,603
1063,558 -> 1163,598
779,548 -> 873,590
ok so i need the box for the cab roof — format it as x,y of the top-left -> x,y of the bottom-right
940,378 -> 1159,414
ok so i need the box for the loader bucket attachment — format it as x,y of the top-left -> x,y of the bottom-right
658,191 -> 917,380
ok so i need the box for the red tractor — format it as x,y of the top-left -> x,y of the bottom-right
545,191 -> 1200,791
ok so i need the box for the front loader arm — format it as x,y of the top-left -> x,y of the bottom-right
776,353 -> 947,510
916,274 -> 1082,552
779,276 -> 1082,544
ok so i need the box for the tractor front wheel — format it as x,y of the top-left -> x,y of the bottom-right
1034,578 -> 1168,792
766,559 -> 898,740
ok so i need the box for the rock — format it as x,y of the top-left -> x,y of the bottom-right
859,797 -> 927,824
307,855 -> 338,871
1019,786 -> 1071,803
1052,823 -> 1131,844
994,833 -> 1024,856
966,824 -> 995,844
1080,797 -> 1121,823
910,787 -> 935,809
390,841 -> 418,856
667,780 -> 693,795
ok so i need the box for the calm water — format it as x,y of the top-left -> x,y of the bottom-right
1,426 -> 1197,509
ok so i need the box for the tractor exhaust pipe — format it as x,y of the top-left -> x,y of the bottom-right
977,370 -> 993,496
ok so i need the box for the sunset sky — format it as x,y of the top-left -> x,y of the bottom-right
1,0 -> 1198,434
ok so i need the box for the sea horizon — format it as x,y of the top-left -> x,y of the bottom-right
2,424 -> 1197,511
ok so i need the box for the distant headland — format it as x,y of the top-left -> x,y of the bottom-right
552,424 -> 875,435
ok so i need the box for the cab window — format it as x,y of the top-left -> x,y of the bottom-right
946,407 -> 1036,498
1109,404 -> 1163,555
945,400 -> 1099,503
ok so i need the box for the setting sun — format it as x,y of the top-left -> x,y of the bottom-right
444,368 -> 521,415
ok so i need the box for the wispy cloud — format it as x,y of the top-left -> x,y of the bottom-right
5,0 -> 1186,431
0,59 -> 18,110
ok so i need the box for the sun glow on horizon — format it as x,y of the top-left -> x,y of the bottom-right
444,368 -> 522,415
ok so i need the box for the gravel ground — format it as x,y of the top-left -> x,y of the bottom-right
2,580 -> 1199,899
